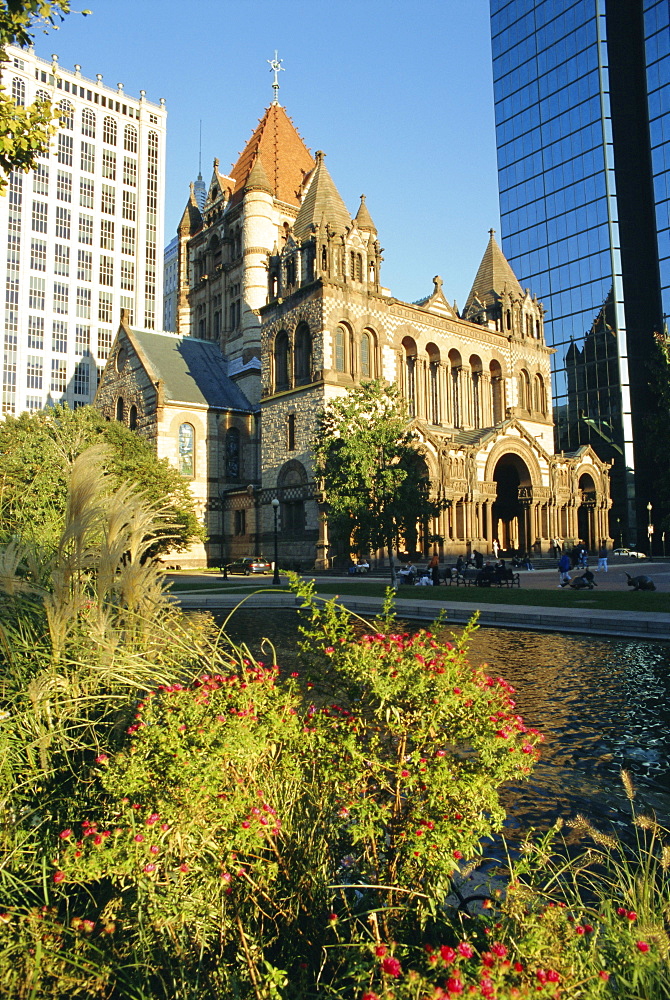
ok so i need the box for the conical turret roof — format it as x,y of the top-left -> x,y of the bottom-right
354,194 -> 376,234
244,152 -> 273,194
178,183 -> 203,237
293,150 -> 351,242
465,229 -> 522,312
228,103 -> 315,207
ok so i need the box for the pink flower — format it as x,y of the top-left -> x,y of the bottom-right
95,754 -> 109,764
324,647 -> 335,654
81,919 -> 95,932
458,942 -> 474,958
401,769 -> 410,778
546,970 -> 560,983
134,834 -> 144,842
491,942 -> 507,957
59,829 -> 72,840
149,845 -> 159,854
143,863 -> 156,873
52,871 -> 65,884
381,955 -> 402,978
145,813 -> 160,826
636,940 -> 650,952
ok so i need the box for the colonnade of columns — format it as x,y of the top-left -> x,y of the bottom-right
399,354 -> 503,429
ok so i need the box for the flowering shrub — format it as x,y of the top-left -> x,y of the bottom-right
32,585 -> 543,997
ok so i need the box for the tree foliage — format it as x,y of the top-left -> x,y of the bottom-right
313,380 -> 447,573
0,1 -> 90,193
0,404 -> 205,552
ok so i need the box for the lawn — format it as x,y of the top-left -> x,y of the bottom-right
313,580 -> 669,612
166,574 -> 670,613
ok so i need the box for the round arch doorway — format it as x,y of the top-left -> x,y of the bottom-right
577,472 -> 597,550
492,453 -> 533,554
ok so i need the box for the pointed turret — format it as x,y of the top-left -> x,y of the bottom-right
178,183 -> 203,237
464,229 -> 522,314
244,152 -> 273,195
229,103 -> 315,207
354,194 -> 377,234
293,151 -> 351,242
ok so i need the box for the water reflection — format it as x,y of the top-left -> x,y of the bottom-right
213,608 -> 670,833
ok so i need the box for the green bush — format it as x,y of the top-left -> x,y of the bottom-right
0,454 -> 667,998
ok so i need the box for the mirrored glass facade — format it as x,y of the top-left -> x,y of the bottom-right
491,0 -> 666,544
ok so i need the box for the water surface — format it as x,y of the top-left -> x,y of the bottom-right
212,607 -> 670,834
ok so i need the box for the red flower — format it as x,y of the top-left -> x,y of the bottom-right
59,829 -> 72,840
514,962 -> 524,973
575,925 -> 585,935
374,944 -> 387,957
453,850 -> 463,860
179,863 -> 189,873
381,955 -> 402,977
636,941 -> 650,952
446,977 -> 463,994
599,971 -> 610,981
546,970 -> 560,983
458,942 -> 474,958
628,911 -> 638,921
143,863 -> 156,874
134,834 -> 144,842
362,993 -> 380,1000
491,942 -> 507,957
440,945 -> 457,963
52,871 -> 65,884
616,907 -> 627,916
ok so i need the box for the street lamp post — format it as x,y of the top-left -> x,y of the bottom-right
647,501 -> 653,558
272,497 -> 280,586
616,517 -> 622,549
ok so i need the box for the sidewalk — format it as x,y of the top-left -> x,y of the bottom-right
172,568 -> 669,642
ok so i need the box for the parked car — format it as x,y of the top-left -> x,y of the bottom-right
612,547 -> 646,559
226,556 -> 272,575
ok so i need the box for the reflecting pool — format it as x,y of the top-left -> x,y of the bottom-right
213,607 -> 670,834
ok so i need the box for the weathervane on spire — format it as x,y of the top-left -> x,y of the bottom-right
268,51 -> 284,105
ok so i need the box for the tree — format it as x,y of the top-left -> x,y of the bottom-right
0,404 -> 205,553
313,379 -> 447,581
0,2 -> 90,193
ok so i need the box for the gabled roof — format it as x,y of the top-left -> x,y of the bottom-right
293,150 -> 351,242
465,229 -> 523,312
354,194 -> 376,234
123,328 -> 255,411
228,103 -> 315,207
414,275 -> 457,318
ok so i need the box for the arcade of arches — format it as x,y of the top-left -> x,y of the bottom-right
376,428 -> 613,561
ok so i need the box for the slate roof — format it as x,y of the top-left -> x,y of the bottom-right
228,103 -> 315,207
128,329 -> 255,411
465,230 -> 523,312
293,150 -> 352,241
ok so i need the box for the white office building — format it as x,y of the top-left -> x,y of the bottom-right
0,46 -> 167,413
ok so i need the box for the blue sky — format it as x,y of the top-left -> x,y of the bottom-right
41,0 -> 500,308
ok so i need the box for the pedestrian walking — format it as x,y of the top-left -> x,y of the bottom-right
596,542 -> 608,573
558,552 -> 572,587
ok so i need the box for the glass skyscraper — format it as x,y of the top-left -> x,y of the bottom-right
490,0 -> 669,546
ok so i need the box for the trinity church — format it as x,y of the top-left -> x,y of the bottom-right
95,94 -> 612,569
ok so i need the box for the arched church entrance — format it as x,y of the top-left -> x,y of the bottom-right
577,472 -> 596,550
492,453 -> 533,554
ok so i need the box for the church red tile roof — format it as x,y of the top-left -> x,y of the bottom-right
229,103 -> 315,207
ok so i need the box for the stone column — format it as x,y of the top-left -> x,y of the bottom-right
479,372 -> 492,426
